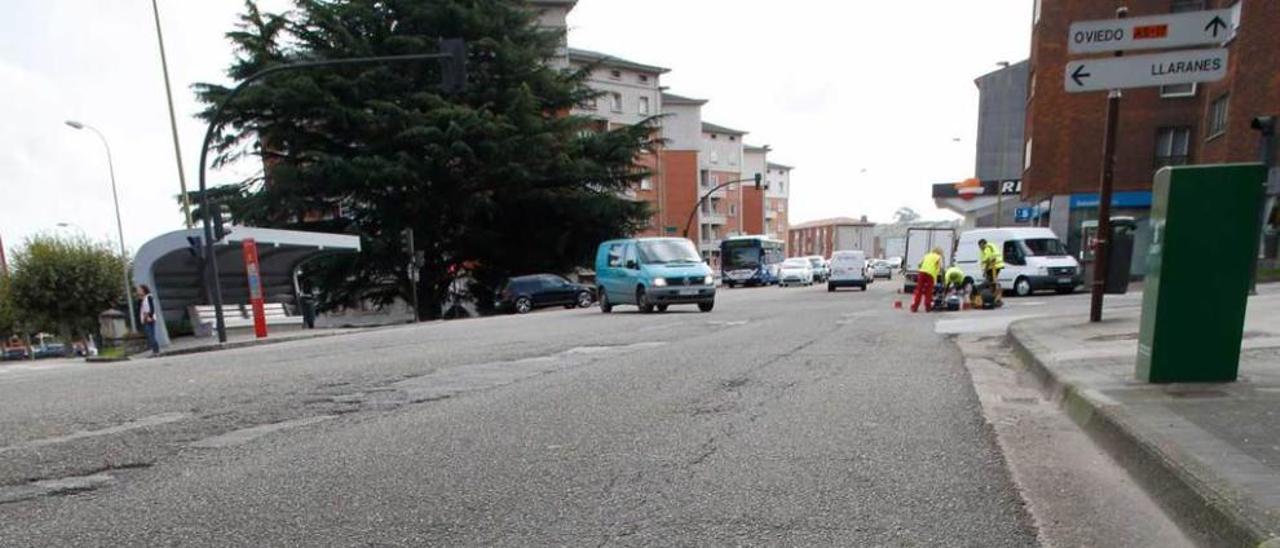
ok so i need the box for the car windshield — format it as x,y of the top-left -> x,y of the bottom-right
782,259 -> 809,268
808,258 -> 823,267
1023,238 -> 1068,257
637,240 -> 701,264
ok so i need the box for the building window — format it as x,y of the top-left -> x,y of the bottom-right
639,96 -> 650,115
1207,94 -> 1229,139
609,69 -> 622,80
639,74 -> 649,83
710,151 -> 720,164
1155,127 -> 1192,167
610,92 -> 623,112
729,136 -> 736,142
639,177 -> 653,190
579,96 -> 598,110
729,204 -> 737,216
1170,0 -> 1205,12
1023,138 -> 1033,171
779,182 -> 786,193
1033,0 -> 1042,23
1028,70 -> 1036,100
1160,83 -> 1197,98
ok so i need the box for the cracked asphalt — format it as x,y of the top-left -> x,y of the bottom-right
0,280 -> 1037,546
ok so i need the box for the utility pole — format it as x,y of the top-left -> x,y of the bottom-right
151,0 -> 193,229
1089,7 -> 1127,323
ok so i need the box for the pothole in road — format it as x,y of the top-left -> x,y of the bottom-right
0,463 -> 152,505
0,412 -> 191,455
320,342 -> 671,411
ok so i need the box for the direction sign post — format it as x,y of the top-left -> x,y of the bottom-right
1068,5 -> 1238,54
1065,48 -> 1228,93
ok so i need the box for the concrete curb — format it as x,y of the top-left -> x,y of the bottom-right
153,328 -> 374,358
1008,320 -> 1280,548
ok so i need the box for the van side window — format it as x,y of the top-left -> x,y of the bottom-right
607,244 -> 624,268
1003,241 -> 1026,266
623,244 -> 637,267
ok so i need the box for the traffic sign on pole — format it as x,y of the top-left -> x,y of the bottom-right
1065,48 -> 1228,93
1068,6 -> 1237,54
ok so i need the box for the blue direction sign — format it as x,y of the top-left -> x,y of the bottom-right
1014,207 -> 1035,223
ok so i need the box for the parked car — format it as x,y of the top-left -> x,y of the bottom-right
595,238 -> 716,313
828,250 -> 869,291
778,258 -> 815,287
870,260 -> 894,280
495,274 -> 595,314
955,227 -> 1083,297
2,344 -> 29,361
32,340 -> 70,359
806,255 -> 830,282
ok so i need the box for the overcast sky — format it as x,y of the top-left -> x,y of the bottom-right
0,0 -> 1032,255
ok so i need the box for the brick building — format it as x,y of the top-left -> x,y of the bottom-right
765,163 -> 792,247
1025,0 -> 1279,261
788,217 -> 876,259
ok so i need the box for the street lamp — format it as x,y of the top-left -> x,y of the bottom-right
65,120 -> 137,333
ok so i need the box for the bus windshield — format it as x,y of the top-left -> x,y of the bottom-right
722,242 -> 761,269
637,240 -> 701,264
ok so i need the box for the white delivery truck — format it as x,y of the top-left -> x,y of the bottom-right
902,227 -> 956,294
954,227 -> 1083,297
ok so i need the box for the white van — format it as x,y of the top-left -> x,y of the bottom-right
827,250 -> 868,292
955,228 -> 1082,297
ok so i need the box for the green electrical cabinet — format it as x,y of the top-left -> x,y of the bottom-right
1137,163 -> 1267,383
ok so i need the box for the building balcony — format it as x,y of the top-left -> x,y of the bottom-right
700,212 -> 727,225
765,210 -> 777,220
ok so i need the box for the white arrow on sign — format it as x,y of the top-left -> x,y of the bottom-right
1068,6 -> 1238,54
1065,48 -> 1228,93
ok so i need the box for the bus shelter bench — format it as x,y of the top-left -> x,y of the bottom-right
189,303 -> 305,338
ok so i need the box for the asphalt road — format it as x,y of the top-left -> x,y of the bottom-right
0,278 -> 1039,546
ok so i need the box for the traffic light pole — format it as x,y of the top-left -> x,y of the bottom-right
1090,8 -> 1126,324
682,174 -> 763,240
197,46 -> 464,343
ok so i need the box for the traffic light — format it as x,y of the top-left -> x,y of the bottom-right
1252,115 -> 1276,136
440,38 -> 467,94
213,205 -> 228,242
186,236 -> 204,260
754,173 -> 764,190
401,228 -> 416,258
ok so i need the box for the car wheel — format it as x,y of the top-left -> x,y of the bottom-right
861,284 -> 868,292
637,288 -> 654,314
1014,277 -> 1033,297
657,304 -> 669,312
576,291 -> 594,308
515,297 -> 533,314
827,283 -> 835,292
599,289 -> 612,313
698,302 -> 714,312
727,282 -> 736,289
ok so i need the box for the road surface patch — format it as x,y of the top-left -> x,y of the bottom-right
189,416 -> 337,449
0,412 -> 190,455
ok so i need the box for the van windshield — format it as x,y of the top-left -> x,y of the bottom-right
638,240 -> 701,264
1022,238 -> 1068,257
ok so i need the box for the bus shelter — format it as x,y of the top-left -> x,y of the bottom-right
132,227 -> 361,347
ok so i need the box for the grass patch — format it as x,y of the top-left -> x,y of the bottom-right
97,347 -> 126,359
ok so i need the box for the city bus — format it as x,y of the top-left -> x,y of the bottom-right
719,236 -> 785,288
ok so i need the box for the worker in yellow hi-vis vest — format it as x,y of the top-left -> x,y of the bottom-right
978,239 -> 1005,306
911,247 -> 944,313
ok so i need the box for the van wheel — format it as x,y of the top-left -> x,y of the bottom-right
827,283 -> 835,292
657,304 -> 669,312
599,289 -> 612,313
637,288 -> 654,314
1014,277 -> 1033,297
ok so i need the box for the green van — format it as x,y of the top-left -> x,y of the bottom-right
594,238 -> 716,313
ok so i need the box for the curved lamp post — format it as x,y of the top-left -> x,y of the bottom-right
65,120 -> 137,333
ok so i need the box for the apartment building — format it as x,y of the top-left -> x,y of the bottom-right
1024,0 -> 1280,260
742,145 -> 769,238
697,122 -> 748,264
765,163 -> 792,248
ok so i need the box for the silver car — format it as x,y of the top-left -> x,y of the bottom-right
869,260 -> 893,280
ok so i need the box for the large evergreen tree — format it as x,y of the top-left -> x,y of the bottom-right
197,0 -> 654,318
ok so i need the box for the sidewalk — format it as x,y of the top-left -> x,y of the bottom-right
1008,286 -> 1280,547
152,326 -> 381,358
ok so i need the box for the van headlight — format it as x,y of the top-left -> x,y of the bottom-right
1037,267 -> 1049,276
652,278 -> 668,287
703,275 -> 715,285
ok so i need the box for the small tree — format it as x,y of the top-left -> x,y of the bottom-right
893,207 -> 921,225
0,275 -> 17,337
7,234 -> 129,338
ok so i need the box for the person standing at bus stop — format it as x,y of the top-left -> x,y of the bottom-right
911,247 -> 943,313
136,285 -> 161,356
